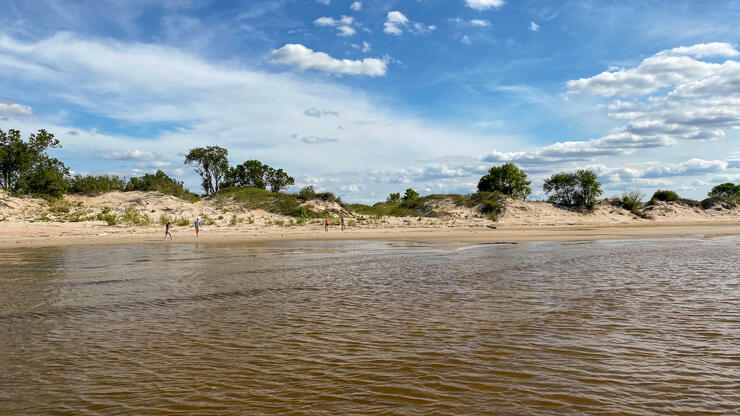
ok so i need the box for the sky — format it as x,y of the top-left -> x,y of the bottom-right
0,0 -> 738,202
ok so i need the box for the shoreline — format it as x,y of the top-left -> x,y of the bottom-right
1,221 -> 738,250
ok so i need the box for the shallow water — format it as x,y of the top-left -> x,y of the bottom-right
1,238 -> 739,415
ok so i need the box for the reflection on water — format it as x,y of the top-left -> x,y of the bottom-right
1,238 -> 739,415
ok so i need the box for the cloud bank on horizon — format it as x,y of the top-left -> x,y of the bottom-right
0,0 -> 738,202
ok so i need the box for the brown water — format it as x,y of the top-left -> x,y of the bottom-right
1,238 -> 739,415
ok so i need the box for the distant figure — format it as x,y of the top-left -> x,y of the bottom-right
325,217 -> 330,232
165,222 -> 173,240
195,217 -> 200,237
340,216 -> 345,231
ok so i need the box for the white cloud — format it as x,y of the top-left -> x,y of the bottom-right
316,0 -> 330,4
101,150 -> 156,161
384,11 -> 435,36
663,42 -> 740,58
470,19 -> 490,27
313,16 -> 337,26
337,25 -> 356,36
465,0 -> 504,11
314,15 -> 356,36
271,44 -> 386,76
350,1 -> 362,12
530,21 -> 540,31
0,101 -> 33,117
362,41 -> 371,53
304,108 -> 338,117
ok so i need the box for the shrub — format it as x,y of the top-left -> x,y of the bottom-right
402,188 -> 420,201
69,174 -> 126,195
229,214 -> 238,226
213,187 -> 320,218
176,217 -> 190,226
477,163 -> 531,200
469,191 -> 506,220
619,191 -> 650,219
126,170 -> 199,202
701,196 -> 738,210
121,205 -> 150,226
543,170 -> 602,209
159,214 -> 171,225
708,182 -> 739,198
651,190 -> 679,202
47,198 -> 71,213
387,192 -> 400,202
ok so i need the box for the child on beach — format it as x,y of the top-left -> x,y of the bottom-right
340,216 -> 345,231
165,222 -> 173,240
325,217 -> 329,232
195,218 -> 200,237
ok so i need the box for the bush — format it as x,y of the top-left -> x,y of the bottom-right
214,187 -> 322,218
126,170 -> 199,202
543,170 -> 602,209
469,191 -> 506,220
387,192 -> 400,202
708,182 -> 739,198
651,190 -> 679,202
69,174 -> 126,195
619,191 -> 650,219
701,196 -> 738,210
121,205 -> 150,226
402,188 -> 420,201
478,163 -> 531,200
24,158 -> 69,198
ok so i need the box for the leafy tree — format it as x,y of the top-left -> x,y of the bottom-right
184,146 -> 229,195
0,129 -> 63,194
543,169 -> 602,209
477,163 -> 532,199
708,182 -> 739,198
387,192 -> 401,202
226,160 -> 269,189
265,167 -> 294,192
403,188 -> 420,201
24,157 -> 69,198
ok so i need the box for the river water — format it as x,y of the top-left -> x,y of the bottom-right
1,238 -> 738,415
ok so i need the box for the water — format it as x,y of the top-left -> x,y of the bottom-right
1,238 -> 739,415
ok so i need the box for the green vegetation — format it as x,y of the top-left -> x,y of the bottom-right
176,217 -> 190,226
650,189 -> 679,202
543,170 -> 602,209
125,170 -> 200,202
184,146 -> 229,195
477,163 -> 532,200
402,188 -> 420,201
708,182 -> 740,198
386,192 -> 400,202
47,197 -> 71,214
121,205 -> 151,226
214,187 -> 321,218
69,174 -> 126,195
297,186 -> 341,204
613,191 -> 650,219
1,129 -> 69,198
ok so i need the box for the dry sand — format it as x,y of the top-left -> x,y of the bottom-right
1,190 -> 738,249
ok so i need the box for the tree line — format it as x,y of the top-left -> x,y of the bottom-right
2,129 -> 738,208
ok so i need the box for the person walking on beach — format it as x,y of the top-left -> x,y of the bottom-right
195,217 -> 200,237
340,216 -> 345,231
165,221 -> 173,240
325,217 -> 330,232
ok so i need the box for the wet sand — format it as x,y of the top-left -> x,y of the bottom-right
1,221 -> 739,249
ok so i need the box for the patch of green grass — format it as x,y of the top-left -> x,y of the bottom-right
229,214 -> 238,226
176,217 -> 190,227
121,205 -> 151,226
159,214 -> 171,225
213,187 -> 323,218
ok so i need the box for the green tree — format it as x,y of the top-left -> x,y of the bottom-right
265,167 -> 294,192
402,188 -> 420,201
477,163 -> 532,199
226,160 -> 269,189
543,169 -> 603,209
24,157 -> 69,198
0,129 -> 63,194
708,182 -> 739,198
184,146 -> 229,195
387,192 -> 401,202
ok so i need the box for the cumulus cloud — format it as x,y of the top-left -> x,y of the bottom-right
350,1 -> 362,11
663,42 -> 740,58
0,101 -> 33,117
314,15 -> 356,36
470,19 -> 490,27
271,44 -> 386,76
384,11 -> 435,36
530,21 -> 540,31
465,0 -> 504,11
301,136 -> 339,144
101,150 -> 156,161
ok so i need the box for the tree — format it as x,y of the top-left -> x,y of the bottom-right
543,169 -> 603,209
387,192 -> 401,202
24,157 -> 69,198
402,188 -> 420,201
708,182 -> 739,198
477,163 -> 532,199
0,129 -> 62,194
226,160 -> 269,189
265,167 -> 294,192
184,146 -> 229,195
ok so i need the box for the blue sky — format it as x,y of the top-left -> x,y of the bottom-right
0,0 -> 738,201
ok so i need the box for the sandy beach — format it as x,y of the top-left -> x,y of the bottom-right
2,190 -> 738,249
